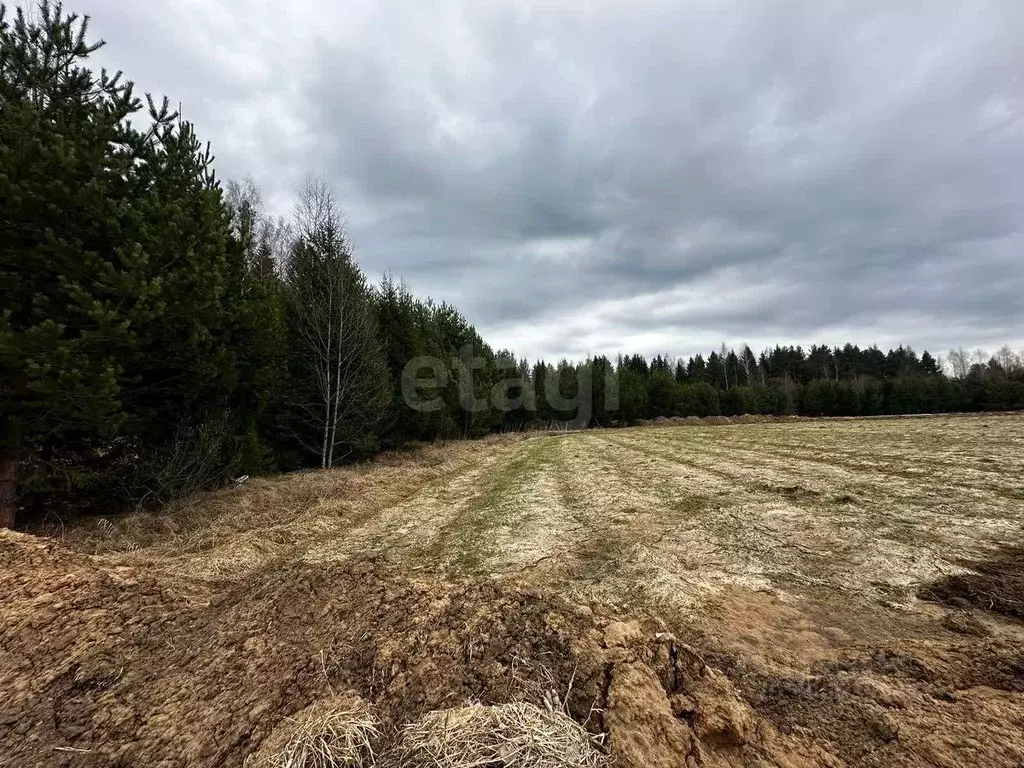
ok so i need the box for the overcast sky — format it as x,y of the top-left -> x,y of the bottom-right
68,0 -> 1022,363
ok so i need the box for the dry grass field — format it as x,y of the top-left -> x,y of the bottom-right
5,414 -> 1024,767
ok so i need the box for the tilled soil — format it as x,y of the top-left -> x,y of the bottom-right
3,532 -> 837,768
4,529 -> 1024,767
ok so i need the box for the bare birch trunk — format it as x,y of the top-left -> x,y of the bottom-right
290,174 -> 386,469
320,284 -> 334,469
327,288 -> 344,468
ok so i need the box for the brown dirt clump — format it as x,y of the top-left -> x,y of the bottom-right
0,531 -> 836,768
597,619 -> 837,768
941,611 -> 991,637
706,638 -> 1024,768
732,415 -> 770,424
691,585 -> 1024,767
918,545 -> 1024,619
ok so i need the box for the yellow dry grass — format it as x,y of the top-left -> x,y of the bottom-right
51,435 -> 527,579
397,702 -> 607,768
54,413 -> 1024,665
250,697 -> 381,768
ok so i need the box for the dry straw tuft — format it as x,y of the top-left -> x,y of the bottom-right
397,701 -> 607,768
264,704 -> 380,768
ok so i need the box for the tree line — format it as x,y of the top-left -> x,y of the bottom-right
1,3 -> 1021,525
0,4 -> 512,524
535,342 -> 1024,428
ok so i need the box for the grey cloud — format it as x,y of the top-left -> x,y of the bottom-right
67,0 -> 1024,362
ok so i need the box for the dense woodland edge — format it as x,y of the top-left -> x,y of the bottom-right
2,3 -> 1023,526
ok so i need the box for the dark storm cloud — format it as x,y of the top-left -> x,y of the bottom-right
67,0 -> 1023,362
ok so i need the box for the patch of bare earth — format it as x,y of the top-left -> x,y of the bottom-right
2,532 -> 836,768
8,413 -> 1024,766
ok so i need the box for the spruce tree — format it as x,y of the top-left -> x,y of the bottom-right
224,179 -> 292,472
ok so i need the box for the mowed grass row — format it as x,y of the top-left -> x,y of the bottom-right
53,414 -> 1024,627
387,415 -> 1024,622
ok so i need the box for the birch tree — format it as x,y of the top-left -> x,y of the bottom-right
287,176 -> 387,467
947,347 -> 970,380
739,344 -> 759,386
995,345 -> 1021,375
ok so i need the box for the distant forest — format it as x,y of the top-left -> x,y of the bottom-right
563,343 -> 1023,424
2,4 -> 1022,524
